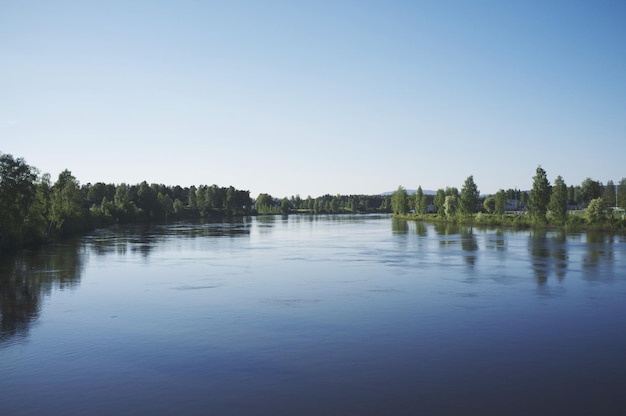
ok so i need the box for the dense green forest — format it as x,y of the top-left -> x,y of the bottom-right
391,168 -> 626,230
0,153 -> 391,252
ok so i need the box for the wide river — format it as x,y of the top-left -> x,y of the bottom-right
1,215 -> 626,415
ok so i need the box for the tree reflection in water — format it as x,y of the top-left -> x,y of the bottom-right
582,231 -> 614,281
434,222 -> 460,247
485,229 -> 506,252
414,221 -> 427,237
551,231 -> 568,281
530,230 -> 550,285
0,220 -> 253,346
0,240 -> 84,346
529,230 -> 569,286
460,227 -> 478,267
256,215 -> 276,235
391,218 -> 409,235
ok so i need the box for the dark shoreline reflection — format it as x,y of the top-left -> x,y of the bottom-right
0,240 -> 84,346
1,219 -> 253,346
158,218 -> 252,239
85,219 -> 253,258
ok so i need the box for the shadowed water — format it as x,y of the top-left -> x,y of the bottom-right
1,215 -> 626,415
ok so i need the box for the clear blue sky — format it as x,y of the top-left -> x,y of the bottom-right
2,0 -> 625,198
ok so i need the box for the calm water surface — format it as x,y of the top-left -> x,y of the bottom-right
1,215 -> 626,415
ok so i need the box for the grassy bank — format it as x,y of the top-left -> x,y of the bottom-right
394,212 -> 626,233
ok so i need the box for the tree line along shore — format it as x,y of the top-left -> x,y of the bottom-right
391,168 -> 626,231
2,153 -> 624,252
0,153 -> 390,252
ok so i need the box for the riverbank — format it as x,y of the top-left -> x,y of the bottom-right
393,212 -> 626,233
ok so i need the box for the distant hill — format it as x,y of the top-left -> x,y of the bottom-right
381,189 -> 437,196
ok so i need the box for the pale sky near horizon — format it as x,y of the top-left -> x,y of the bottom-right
1,0 -> 625,198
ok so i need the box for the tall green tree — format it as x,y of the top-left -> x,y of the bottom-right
602,180 -> 616,208
50,170 -> 85,234
313,198 -> 321,214
196,185 -> 208,214
87,182 -> 114,205
459,175 -> 479,217
113,182 -> 137,220
415,186 -> 427,215
188,185 -> 197,210
567,186 -> 576,203
207,185 -> 222,212
292,194 -> 302,210
225,186 -> 236,214
445,187 -> 459,197
618,178 -> 626,209
173,199 -> 185,218
0,153 -> 38,249
434,189 -> 445,214
528,166 -> 551,224
280,197 -> 290,215
549,175 -> 568,225
444,195 -> 457,218
391,186 -> 409,215
114,183 -> 130,209
256,193 -> 275,214
25,173 -> 52,243
136,181 -> 160,218
494,190 -> 506,216
158,192 -> 174,220
579,178 -> 603,205
331,195 -> 340,213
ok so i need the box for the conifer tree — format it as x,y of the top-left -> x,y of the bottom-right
529,166 -> 551,224
459,175 -> 479,217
